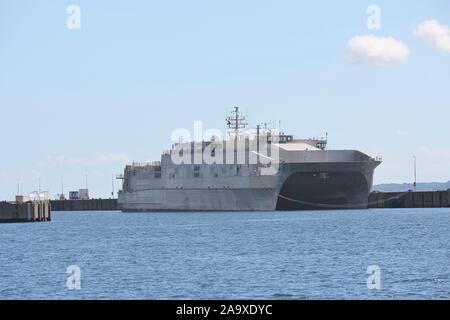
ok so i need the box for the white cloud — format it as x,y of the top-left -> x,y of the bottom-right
419,146 -> 450,159
396,129 -> 409,136
44,154 -> 130,166
414,20 -> 450,53
94,154 -> 130,163
346,35 -> 410,65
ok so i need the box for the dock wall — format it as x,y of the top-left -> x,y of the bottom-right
368,190 -> 450,209
50,199 -> 118,211
0,201 -> 51,223
2,191 -> 444,214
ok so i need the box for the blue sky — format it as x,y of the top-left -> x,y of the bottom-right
1,0 -> 450,199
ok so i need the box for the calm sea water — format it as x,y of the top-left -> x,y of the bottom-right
0,209 -> 449,300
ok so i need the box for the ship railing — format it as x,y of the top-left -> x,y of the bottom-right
131,161 -> 161,167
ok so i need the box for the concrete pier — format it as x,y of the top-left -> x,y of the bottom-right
50,198 -> 118,211
0,200 -> 51,223
368,190 -> 450,209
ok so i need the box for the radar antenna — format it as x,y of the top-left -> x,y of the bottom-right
226,106 -> 247,135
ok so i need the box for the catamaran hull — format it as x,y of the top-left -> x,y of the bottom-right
118,161 -> 379,212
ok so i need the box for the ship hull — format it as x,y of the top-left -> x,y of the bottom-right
275,171 -> 369,210
118,161 -> 379,212
118,188 -> 276,212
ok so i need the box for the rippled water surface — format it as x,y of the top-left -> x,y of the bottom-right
0,209 -> 449,299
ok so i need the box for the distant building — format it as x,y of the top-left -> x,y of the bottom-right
69,191 -> 79,200
15,195 -> 29,204
78,189 -> 89,200
28,191 -> 50,201
68,189 -> 89,200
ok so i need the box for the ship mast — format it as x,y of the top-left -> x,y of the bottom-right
226,106 -> 247,136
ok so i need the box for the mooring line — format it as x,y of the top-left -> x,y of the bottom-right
130,168 -> 412,210
256,169 -> 412,209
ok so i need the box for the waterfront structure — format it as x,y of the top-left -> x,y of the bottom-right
79,189 -> 90,200
0,199 -> 51,223
69,191 -> 79,200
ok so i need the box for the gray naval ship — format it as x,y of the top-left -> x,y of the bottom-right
118,107 -> 381,211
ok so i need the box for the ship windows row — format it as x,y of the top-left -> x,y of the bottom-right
139,164 -> 257,179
